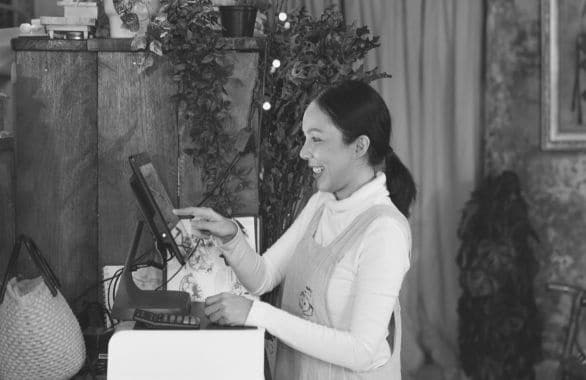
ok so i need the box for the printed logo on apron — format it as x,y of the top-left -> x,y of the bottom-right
298,286 -> 314,318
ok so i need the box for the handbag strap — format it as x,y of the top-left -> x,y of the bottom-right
24,237 -> 60,290
0,235 -> 60,303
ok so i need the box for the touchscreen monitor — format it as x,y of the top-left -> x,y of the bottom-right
129,153 -> 185,266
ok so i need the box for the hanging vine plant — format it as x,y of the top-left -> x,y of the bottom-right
143,0 -> 253,214
259,5 -> 391,249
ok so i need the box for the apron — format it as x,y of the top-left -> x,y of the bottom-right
275,204 -> 402,380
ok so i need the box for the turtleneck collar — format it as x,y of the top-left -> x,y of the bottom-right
321,172 -> 389,212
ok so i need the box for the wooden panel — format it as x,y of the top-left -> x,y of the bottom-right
11,37 -> 87,52
179,51 -> 260,216
87,37 -> 264,52
0,137 -> 15,277
98,52 -> 178,265
15,51 -> 98,302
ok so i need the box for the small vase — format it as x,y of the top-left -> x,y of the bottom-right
219,6 -> 257,37
103,0 -> 161,38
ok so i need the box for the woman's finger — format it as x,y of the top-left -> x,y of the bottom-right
173,207 -> 197,217
192,207 -> 222,221
173,207 -> 216,220
191,219 -> 215,232
205,293 -> 224,305
208,309 -> 224,323
204,300 -> 224,316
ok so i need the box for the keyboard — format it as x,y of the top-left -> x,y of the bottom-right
132,308 -> 201,330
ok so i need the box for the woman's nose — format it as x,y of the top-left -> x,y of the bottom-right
299,142 -> 311,160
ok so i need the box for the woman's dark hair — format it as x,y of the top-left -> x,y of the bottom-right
315,80 -> 416,217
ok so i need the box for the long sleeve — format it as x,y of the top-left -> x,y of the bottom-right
245,218 -> 410,371
218,193 -> 324,295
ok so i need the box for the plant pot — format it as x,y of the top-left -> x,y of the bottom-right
103,0 -> 161,38
219,6 -> 257,37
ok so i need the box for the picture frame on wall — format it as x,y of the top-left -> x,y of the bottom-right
542,0 -> 586,150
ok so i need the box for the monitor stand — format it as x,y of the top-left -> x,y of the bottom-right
111,221 -> 191,321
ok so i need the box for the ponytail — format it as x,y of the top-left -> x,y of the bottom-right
385,148 -> 416,218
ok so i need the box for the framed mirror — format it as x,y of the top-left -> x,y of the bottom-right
542,0 -> 586,150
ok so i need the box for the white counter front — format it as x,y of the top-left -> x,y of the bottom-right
107,327 -> 265,380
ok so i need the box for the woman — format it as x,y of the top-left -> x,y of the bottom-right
174,80 -> 416,379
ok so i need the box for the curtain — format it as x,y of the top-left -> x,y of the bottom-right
345,1 -> 483,378
284,0 -> 342,16
284,1 -> 483,378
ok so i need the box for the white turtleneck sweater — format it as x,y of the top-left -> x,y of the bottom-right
219,173 -> 411,372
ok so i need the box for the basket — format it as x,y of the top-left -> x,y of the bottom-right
0,235 -> 86,380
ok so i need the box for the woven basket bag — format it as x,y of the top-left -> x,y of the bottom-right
0,236 -> 86,380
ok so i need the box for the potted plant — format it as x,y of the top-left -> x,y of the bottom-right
214,0 -> 270,37
456,171 -> 541,380
104,0 -> 161,37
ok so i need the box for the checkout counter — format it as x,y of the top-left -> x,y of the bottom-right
107,302 -> 265,380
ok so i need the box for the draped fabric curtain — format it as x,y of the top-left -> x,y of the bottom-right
285,1 -> 483,378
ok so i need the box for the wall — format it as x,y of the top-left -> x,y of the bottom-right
486,0 -> 586,376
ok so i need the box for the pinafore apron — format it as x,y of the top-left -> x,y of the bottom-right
275,204 -> 402,380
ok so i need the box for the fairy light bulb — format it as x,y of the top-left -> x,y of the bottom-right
262,101 -> 272,111
284,21 -> 291,30
278,12 -> 288,22
272,59 -> 281,68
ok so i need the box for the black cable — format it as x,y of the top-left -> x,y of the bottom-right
197,152 -> 243,207
108,267 -> 125,312
155,238 -> 202,291
76,228 -> 196,326
73,246 -> 156,307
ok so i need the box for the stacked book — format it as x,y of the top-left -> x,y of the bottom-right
41,1 -> 97,39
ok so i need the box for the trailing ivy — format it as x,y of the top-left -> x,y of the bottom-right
259,6 -> 391,250
146,0 -> 248,215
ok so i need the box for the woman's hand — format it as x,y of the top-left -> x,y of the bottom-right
204,293 -> 253,326
173,207 -> 237,243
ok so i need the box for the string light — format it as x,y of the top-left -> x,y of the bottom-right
284,21 -> 291,30
262,101 -> 272,111
278,12 -> 287,22
272,59 -> 281,68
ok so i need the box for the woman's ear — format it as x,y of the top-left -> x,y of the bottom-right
354,135 -> 371,158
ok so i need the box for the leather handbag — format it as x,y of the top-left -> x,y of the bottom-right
0,235 -> 86,380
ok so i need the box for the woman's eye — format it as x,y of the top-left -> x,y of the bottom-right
311,137 -> 322,143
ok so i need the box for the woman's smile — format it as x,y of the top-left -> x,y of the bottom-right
311,165 -> 325,177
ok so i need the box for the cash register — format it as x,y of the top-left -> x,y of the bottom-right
111,152 -> 191,322
107,153 -> 264,380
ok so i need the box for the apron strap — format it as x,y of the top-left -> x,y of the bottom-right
330,205 -> 397,253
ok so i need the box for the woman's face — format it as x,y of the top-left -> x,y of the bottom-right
299,102 -> 368,200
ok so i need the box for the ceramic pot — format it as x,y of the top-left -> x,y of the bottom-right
219,6 -> 257,37
103,0 -> 161,38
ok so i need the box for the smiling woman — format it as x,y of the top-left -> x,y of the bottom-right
174,80 -> 415,380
